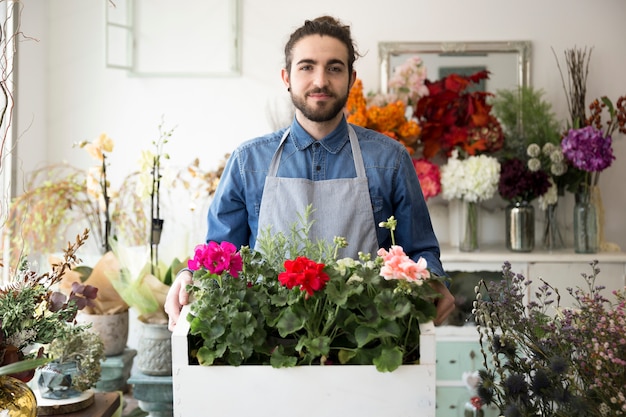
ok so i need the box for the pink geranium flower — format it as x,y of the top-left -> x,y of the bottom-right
188,241 -> 243,277
377,245 -> 430,283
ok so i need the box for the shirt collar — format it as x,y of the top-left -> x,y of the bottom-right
288,116 -> 349,154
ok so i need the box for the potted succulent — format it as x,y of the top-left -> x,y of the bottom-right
37,324 -> 105,400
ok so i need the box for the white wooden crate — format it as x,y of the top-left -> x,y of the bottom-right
172,305 -> 436,417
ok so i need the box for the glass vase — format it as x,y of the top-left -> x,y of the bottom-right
464,400 -> 484,417
542,202 -> 564,251
459,200 -> 479,252
37,361 -> 82,400
0,375 -> 37,417
505,201 -> 534,252
573,190 -> 598,253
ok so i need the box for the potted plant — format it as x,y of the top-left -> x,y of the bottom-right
172,208 -> 444,416
0,230 -> 98,382
490,86 -> 563,160
37,324 -> 105,400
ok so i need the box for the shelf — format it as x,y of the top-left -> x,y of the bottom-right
440,244 -> 626,264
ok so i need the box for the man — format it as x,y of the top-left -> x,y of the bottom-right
166,16 -> 454,330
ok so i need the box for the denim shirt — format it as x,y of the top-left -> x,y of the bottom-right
206,117 -> 445,277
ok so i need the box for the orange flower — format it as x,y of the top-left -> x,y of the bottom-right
346,79 -> 421,154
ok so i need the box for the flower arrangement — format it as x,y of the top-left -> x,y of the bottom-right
413,70 -> 504,160
0,230 -> 98,382
440,150 -> 500,204
184,207 -> 445,372
45,324 -> 105,392
376,55 -> 429,108
525,142 -> 568,210
346,57 -> 443,199
412,158 -> 441,201
346,78 -> 421,155
498,157 -> 551,204
4,134 -> 148,261
473,261 -> 626,416
554,46 -> 626,194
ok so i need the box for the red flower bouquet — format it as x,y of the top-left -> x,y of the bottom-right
414,70 -> 504,159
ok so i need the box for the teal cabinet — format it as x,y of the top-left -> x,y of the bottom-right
435,329 -> 499,417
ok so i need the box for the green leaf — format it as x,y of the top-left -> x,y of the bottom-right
337,349 -> 357,364
73,266 -> 93,282
298,336 -> 330,357
354,325 -> 377,347
276,306 -> 306,337
230,311 -> 256,338
373,345 -> 403,372
0,357 -> 52,376
196,346 -> 217,365
270,345 -> 298,368
376,291 -> 411,319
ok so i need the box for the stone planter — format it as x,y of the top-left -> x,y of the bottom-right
172,306 -> 436,417
75,310 -> 129,356
136,322 -> 172,376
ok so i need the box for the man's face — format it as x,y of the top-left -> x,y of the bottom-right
283,35 -> 354,123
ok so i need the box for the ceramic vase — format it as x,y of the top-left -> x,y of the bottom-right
75,310 -> 129,356
136,322 -> 172,376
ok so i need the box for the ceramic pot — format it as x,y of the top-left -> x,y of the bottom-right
75,310 -> 129,356
136,322 -> 172,376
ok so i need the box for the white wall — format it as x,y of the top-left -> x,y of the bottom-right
15,0 -> 626,250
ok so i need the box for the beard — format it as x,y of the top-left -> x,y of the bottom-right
290,87 -> 349,123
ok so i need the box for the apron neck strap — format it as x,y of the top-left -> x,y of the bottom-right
267,125 -> 366,177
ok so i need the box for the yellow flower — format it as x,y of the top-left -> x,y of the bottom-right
95,133 -> 114,153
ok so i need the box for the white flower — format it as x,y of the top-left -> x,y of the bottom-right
441,150 -> 500,202
527,143 -> 541,158
538,177 -> 559,210
528,158 -> 541,172
462,370 -> 481,394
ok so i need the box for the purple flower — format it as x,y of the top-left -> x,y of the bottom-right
561,126 -> 615,172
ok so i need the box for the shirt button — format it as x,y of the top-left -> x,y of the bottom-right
316,165 -> 321,171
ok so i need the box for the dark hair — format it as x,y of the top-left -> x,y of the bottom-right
284,16 -> 361,75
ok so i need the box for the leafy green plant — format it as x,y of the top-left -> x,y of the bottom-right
186,207 -> 445,372
0,230 -> 98,382
47,324 -> 105,391
491,86 -> 562,159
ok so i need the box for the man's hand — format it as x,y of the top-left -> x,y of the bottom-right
165,269 -> 193,331
429,280 -> 456,326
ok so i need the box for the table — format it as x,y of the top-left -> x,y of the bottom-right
37,392 -> 121,417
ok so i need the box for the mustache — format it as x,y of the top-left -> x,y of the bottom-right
306,88 -> 334,97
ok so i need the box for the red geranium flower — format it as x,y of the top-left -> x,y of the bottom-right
278,256 -> 329,296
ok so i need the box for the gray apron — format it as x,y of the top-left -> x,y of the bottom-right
255,125 -> 379,259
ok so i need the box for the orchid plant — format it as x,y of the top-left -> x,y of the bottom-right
185,207 -> 445,372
